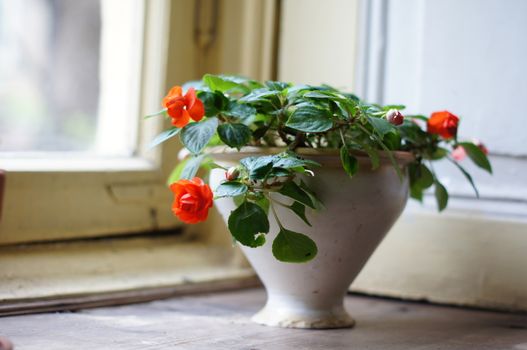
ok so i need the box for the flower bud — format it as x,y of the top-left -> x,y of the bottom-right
225,167 -> 240,181
451,146 -> 466,161
472,138 -> 489,155
386,109 -> 404,125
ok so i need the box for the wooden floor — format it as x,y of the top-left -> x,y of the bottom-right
1,288 -> 526,349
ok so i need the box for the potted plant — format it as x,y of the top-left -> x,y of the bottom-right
148,75 -> 492,329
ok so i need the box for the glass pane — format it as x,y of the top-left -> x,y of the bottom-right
0,0 -> 143,155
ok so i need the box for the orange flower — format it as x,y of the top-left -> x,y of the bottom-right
162,86 -> 205,128
427,111 -> 459,139
170,177 -> 213,224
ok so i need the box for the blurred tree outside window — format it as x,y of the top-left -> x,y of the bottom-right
0,0 -> 143,156
0,0 -> 101,152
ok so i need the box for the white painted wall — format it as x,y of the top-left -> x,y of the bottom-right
383,0 -> 527,156
278,0 -> 359,90
353,0 -> 527,311
380,0 -> 527,204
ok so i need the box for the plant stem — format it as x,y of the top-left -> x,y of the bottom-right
445,156 -> 479,197
270,201 -> 285,230
356,123 -> 404,181
339,128 -> 347,148
288,132 -> 305,150
278,129 -> 289,145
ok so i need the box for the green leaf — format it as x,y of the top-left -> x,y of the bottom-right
367,116 -> 396,137
383,132 -> 402,150
238,89 -> 281,104
233,194 -> 245,207
180,118 -> 219,154
197,90 -> 227,117
268,168 -> 291,177
298,180 -> 324,210
426,147 -> 449,160
398,121 -> 429,144
265,80 -> 291,91
215,181 -> 248,198
278,181 -> 315,209
303,91 -> 334,99
361,124 -> 403,181
272,228 -> 317,263
382,104 -> 406,111
252,125 -> 270,141
288,201 -> 311,226
406,114 -> 428,122
361,142 -> 380,170
255,196 -> 270,215
343,92 -> 361,102
285,104 -> 333,133
240,155 -> 275,180
149,127 -> 180,148
203,74 -> 249,93
228,201 -> 270,247
458,142 -> 492,174
409,163 -> 434,189
200,158 -> 226,172
303,90 -> 353,114
167,155 -> 206,184
217,123 -> 252,149
410,184 -> 424,202
434,180 -> 449,212
180,155 -> 205,180
408,163 -> 433,203
144,109 -> 167,119
340,146 -> 359,178
224,101 -> 256,123
272,151 -> 320,169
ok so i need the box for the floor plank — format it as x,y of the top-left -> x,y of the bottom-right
1,288 -> 526,349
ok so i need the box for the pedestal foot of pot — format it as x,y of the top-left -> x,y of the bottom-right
251,304 -> 355,329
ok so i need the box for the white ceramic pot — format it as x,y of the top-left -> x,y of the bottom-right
208,147 -> 414,329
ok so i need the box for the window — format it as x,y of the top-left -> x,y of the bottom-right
0,0 -> 177,244
0,0 -> 144,156
0,0 -> 282,245
0,0 -> 276,311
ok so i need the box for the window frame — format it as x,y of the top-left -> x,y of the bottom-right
0,0 -> 281,245
0,0 -> 180,245
0,0 -> 280,312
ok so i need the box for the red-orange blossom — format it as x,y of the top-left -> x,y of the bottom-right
170,177 -> 213,224
162,86 -> 205,128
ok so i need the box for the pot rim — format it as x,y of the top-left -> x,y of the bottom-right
205,146 -> 415,166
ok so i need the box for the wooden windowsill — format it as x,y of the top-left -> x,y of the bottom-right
0,234 -> 257,316
2,288 -> 526,349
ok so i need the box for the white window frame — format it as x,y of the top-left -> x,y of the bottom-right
0,0 -> 179,245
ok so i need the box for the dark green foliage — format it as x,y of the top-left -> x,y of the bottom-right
228,201 -> 269,247
148,74 -> 493,264
272,228 -> 317,263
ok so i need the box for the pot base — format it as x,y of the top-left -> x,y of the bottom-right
251,303 -> 355,329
